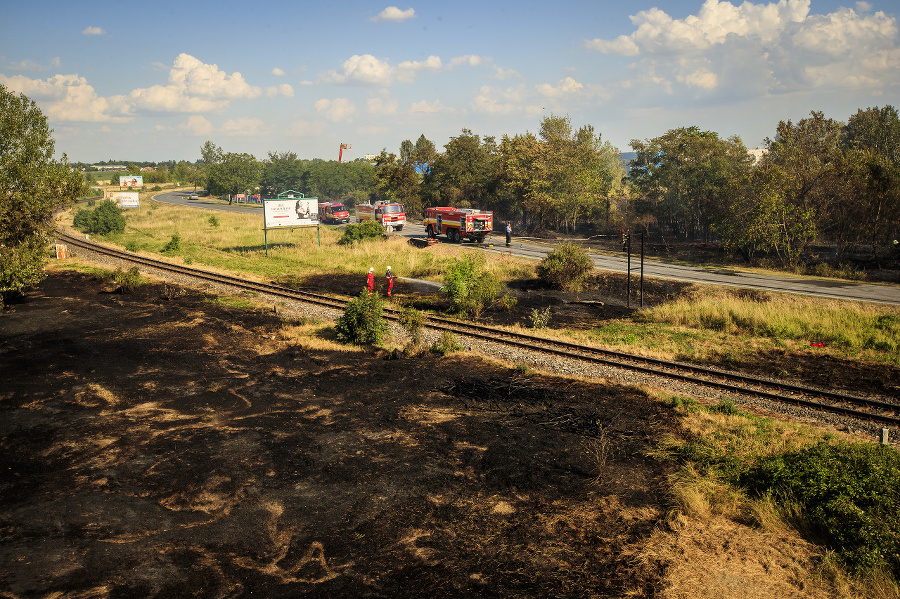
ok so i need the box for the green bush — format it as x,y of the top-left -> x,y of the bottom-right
112,266 -> 142,293
72,200 -> 126,235
741,440 -> 900,577
440,253 -> 500,317
208,215 -> 220,228
430,330 -> 464,355
162,233 -> 181,253
398,305 -> 427,348
537,243 -> 594,292
335,290 -> 387,345
338,220 -> 385,245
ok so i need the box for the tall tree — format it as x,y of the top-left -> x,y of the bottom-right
206,152 -> 263,199
630,127 -> 752,241
0,85 -> 85,300
422,129 -> 497,209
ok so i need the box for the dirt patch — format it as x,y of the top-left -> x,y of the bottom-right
2,268 -> 685,597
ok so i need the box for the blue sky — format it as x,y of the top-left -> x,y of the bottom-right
1,0 -> 897,163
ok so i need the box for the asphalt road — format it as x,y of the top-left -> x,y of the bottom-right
153,191 -> 900,306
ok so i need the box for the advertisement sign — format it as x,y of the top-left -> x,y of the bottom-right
112,192 -> 140,208
119,175 -> 143,188
263,198 -> 319,228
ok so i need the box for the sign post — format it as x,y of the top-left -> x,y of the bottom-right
262,190 -> 320,255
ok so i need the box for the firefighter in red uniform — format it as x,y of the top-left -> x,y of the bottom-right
366,267 -> 375,295
385,265 -> 395,297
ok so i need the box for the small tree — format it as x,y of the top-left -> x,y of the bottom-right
73,200 -> 126,235
335,290 -> 387,345
338,220 -> 384,245
537,243 -> 594,292
1,85 -> 85,300
441,253 -> 500,317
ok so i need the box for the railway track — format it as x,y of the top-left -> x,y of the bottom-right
59,232 -> 900,429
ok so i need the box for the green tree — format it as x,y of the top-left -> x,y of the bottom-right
423,129 -> 497,209
372,150 -> 421,215
844,106 -> 900,264
206,152 -> 263,199
0,85 -> 85,300
630,127 -> 752,241
72,200 -> 126,235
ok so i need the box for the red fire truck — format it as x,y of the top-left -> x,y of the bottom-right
318,202 -> 350,224
424,207 -> 493,243
356,201 -> 406,232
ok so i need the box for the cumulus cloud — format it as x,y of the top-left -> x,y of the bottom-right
315,97 -> 357,122
290,119 -> 327,137
321,53 -> 486,86
584,0 -> 899,98
471,85 -> 542,116
271,67 -> 285,76
266,83 -> 294,98
367,97 -> 399,115
371,6 -> 416,22
0,73 -> 129,122
123,53 -> 262,113
222,117 -> 265,136
82,26 -> 105,36
409,99 -> 447,114
178,115 -> 214,136
536,76 -> 584,98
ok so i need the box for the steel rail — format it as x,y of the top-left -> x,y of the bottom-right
59,232 -> 900,428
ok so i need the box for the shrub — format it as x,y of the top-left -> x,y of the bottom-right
338,220 -> 385,245
537,243 -> 594,292
441,253 -> 500,317
398,305 -> 427,349
335,290 -> 387,345
112,266 -> 142,293
430,330 -> 464,355
162,233 -> 181,253
72,200 -> 126,235
208,215 -> 220,228
125,240 -> 139,252
530,306 -> 552,329
741,440 -> 900,577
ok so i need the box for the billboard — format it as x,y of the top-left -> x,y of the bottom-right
112,192 -> 140,208
119,175 -> 143,188
263,198 -> 319,228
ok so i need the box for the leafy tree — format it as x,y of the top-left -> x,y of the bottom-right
335,290 -> 387,345
206,151 -> 263,199
260,151 -> 303,196
73,200 -> 126,235
423,129 -> 497,209
440,252 -> 500,317
843,106 -> 900,264
0,85 -> 85,300
629,127 -> 752,241
372,150 -> 421,215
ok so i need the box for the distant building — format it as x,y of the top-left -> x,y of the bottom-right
748,148 -> 766,164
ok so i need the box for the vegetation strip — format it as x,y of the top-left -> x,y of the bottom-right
59,232 -> 900,428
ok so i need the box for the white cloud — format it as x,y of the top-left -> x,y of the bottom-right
536,76 -> 584,98
123,53 -> 262,114
82,26 -> 105,36
471,85 -> 542,116
367,97 -> 399,115
222,117 -> 265,136
409,99 -> 446,114
178,115 -> 214,136
315,97 -> 357,122
0,73 -> 128,122
271,67 -> 285,76
492,66 -> 521,80
321,52 -> 486,86
584,0 -> 900,99
371,6 -> 416,22
266,83 -> 294,98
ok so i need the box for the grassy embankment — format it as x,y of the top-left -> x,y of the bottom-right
59,194 -> 900,372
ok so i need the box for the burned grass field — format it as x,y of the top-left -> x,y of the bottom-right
1,269 -> 682,597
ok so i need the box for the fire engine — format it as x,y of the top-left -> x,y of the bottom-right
356,201 -> 406,232
318,202 -> 350,224
424,206 -> 493,243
